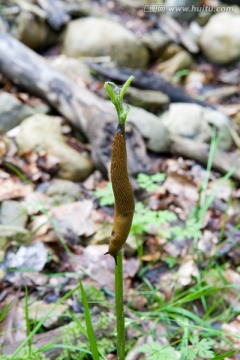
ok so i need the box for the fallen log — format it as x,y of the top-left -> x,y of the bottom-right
0,33 -> 239,182
170,137 -> 240,182
87,62 -> 214,108
0,32 -> 149,178
3,322 -> 89,359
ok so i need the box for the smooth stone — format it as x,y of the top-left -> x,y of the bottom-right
139,30 -> 170,59
0,200 -> 28,227
0,225 -> 31,260
0,92 -> 33,133
160,103 -> 233,150
128,106 -> 170,152
62,17 -> 149,68
200,13 -> 240,64
16,115 -> 94,181
126,87 -> 169,111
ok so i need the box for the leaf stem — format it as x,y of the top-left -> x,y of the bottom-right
105,75 -> 134,125
115,250 -> 125,360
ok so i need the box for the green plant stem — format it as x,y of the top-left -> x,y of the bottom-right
115,250 -> 125,360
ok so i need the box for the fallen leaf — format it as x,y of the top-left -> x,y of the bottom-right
4,242 -> 48,272
177,259 -> 199,286
222,316 -> 240,351
0,178 -> 32,202
0,294 -> 26,348
51,200 -> 95,237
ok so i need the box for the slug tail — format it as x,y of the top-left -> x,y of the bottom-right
117,122 -> 125,137
104,251 -> 118,266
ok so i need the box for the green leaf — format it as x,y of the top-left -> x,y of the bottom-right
139,343 -> 178,360
0,302 -> 12,321
196,338 -> 215,358
94,182 -> 114,206
79,281 -> 100,360
137,173 -> 166,192
105,75 -> 134,125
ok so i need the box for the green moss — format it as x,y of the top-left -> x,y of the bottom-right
78,284 -> 106,304
56,322 -> 88,360
0,347 -> 47,360
97,337 -> 116,354
96,312 -> 113,330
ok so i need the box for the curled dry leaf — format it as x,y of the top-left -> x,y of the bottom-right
4,242 -> 48,272
177,259 -> 199,286
0,178 -> 32,202
51,200 -> 95,237
71,245 -> 139,292
222,316 -> 240,351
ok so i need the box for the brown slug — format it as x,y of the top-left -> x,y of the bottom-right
105,123 -> 135,264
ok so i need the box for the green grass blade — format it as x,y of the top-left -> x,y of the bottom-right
212,350 -> 237,359
80,281 -> 100,360
115,251 -> 125,360
10,285 -> 81,359
38,343 -> 92,354
25,286 -> 31,356
68,311 -> 88,337
0,302 -> 12,322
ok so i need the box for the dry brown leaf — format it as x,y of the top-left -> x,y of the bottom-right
164,172 -> 198,203
198,230 -> 218,256
141,252 -> 161,262
0,178 -> 32,202
71,245 -> 139,292
177,259 -> 199,286
0,294 -> 26,348
51,200 -> 95,237
222,316 -> 240,351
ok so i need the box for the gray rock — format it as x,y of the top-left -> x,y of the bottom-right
165,0 -> 200,21
157,50 -> 192,75
139,30 -> 170,58
62,17 -> 149,68
0,92 -> 34,133
28,300 -> 68,329
11,11 -> 59,50
0,200 -> 28,227
49,55 -> 92,84
90,223 -> 112,246
160,103 -> 233,150
200,13 -> 240,64
0,225 -> 31,261
126,87 -> 169,111
46,179 -> 81,205
119,0 -> 154,6
5,242 -> 48,272
16,115 -> 94,181
128,106 -> 170,152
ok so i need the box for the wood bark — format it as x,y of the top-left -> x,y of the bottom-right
0,32 -> 149,178
87,62 -> 214,108
0,33 -> 239,181
36,0 -> 70,29
170,137 -> 240,181
3,323 -> 84,359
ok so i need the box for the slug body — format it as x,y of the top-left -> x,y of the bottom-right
106,123 -> 135,263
